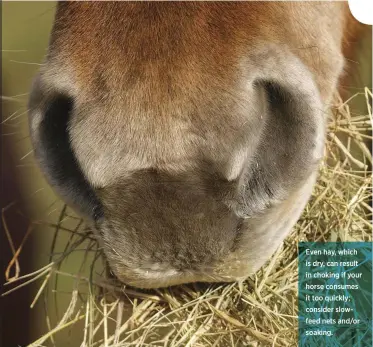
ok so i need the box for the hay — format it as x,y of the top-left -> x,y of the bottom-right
3,89 -> 372,347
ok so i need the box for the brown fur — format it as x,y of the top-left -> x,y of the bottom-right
340,5 -> 371,98
28,2 -> 363,288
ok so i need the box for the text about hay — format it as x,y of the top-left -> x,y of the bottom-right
298,242 -> 372,346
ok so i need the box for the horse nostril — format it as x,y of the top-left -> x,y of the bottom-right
230,218 -> 245,252
28,87 -> 103,222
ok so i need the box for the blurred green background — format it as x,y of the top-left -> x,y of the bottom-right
1,2 -> 371,346
2,3 -> 94,346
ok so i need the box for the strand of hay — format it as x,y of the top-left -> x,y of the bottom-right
3,89 -> 372,347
